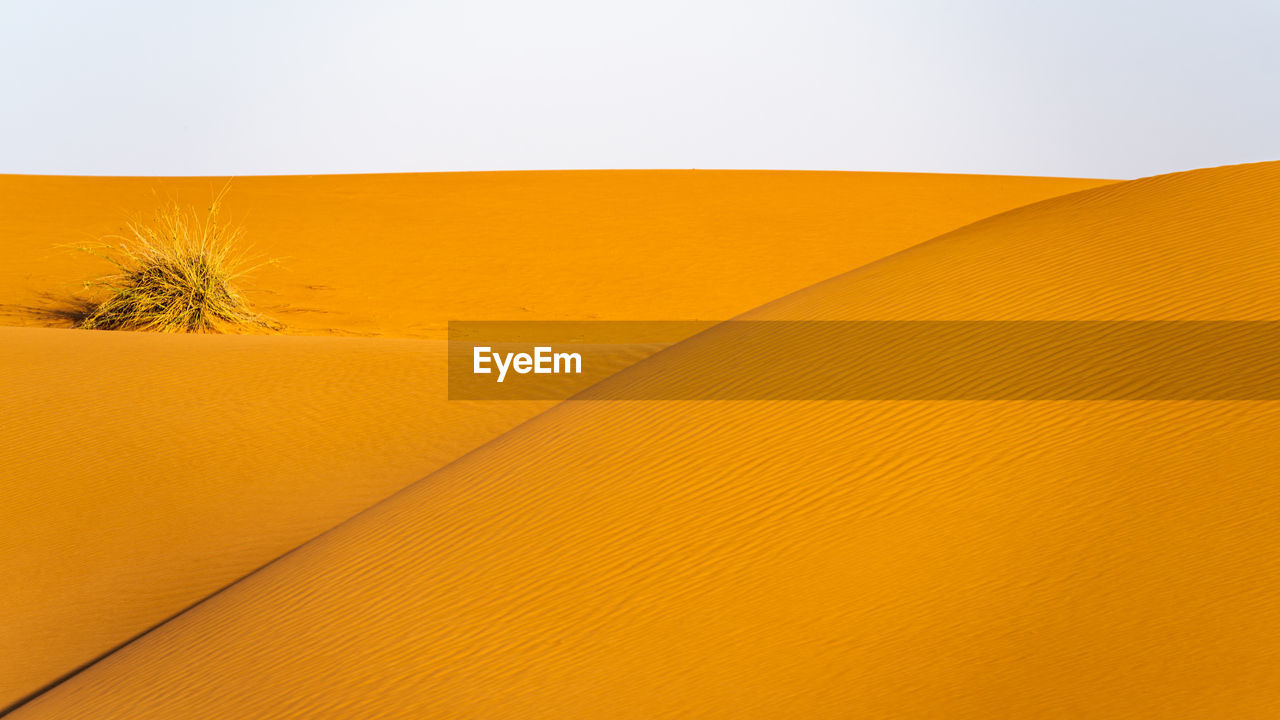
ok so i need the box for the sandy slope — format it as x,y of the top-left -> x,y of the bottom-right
0,171 -> 1106,337
0,171 -> 1103,711
0,328 -> 554,709
12,162 -> 1278,719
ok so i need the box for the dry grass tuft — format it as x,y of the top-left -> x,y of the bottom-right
76,197 -> 280,333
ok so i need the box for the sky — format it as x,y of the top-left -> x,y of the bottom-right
1,0 -> 1277,179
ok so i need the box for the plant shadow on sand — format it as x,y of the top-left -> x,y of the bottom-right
0,291 -> 98,328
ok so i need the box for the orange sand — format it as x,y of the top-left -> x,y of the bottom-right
8,162 -> 1279,718
0,170 -> 1104,711
0,171 -> 1106,337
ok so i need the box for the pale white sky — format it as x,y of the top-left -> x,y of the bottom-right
1,0 -> 1277,178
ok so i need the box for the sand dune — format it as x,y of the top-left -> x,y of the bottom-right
0,171 -> 1106,337
12,162 -> 1278,718
741,161 -> 1280,322
0,328 -> 555,712
0,171 -> 1103,711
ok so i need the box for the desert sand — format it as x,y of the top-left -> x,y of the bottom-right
8,162 -> 1280,718
0,170 -> 1105,712
0,171 -> 1105,337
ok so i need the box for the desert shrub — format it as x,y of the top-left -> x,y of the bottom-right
76,198 -> 280,333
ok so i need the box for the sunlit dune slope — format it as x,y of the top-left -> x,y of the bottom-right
0,171 -> 1107,337
742,161 -> 1280,321
15,162 -> 1280,719
0,171 -> 1103,711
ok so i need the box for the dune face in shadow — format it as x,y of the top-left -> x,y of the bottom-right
0,171 -> 1103,711
0,328 -> 556,712
11,162 -> 1279,719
